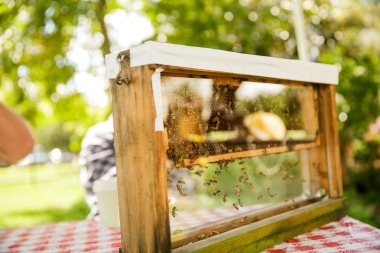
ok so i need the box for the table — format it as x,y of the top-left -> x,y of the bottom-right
1,215 -> 379,252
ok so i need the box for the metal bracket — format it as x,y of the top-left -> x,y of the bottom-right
116,51 -> 131,85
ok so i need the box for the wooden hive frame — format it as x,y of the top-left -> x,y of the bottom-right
106,42 -> 344,253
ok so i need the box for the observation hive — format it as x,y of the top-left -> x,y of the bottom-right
106,41 -> 344,253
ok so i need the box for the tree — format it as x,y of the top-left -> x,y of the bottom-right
0,0 -> 120,151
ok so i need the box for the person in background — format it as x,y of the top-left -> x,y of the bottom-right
79,115 -> 115,220
79,115 -> 196,220
0,103 -> 35,167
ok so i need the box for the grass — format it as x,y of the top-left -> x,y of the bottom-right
0,163 -> 89,228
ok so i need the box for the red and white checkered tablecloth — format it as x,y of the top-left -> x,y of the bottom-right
263,216 -> 380,253
0,215 -> 379,252
0,221 -> 121,253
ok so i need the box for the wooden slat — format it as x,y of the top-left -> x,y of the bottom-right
173,198 -> 346,253
183,141 -> 318,166
171,197 -> 321,248
319,85 -> 343,197
111,63 -> 171,252
305,87 -> 326,197
110,57 -> 343,252
152,65 -> 328,87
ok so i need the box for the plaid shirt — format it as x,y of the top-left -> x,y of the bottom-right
78,117 -> 196,220
79,117 -> 116,219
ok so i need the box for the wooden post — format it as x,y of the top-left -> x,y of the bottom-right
110,61 -> 171,252
319,85 -> 343,197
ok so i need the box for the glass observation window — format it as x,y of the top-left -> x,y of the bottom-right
161,76 -> 325,247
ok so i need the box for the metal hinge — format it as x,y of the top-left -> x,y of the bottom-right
116,51 -> 131,85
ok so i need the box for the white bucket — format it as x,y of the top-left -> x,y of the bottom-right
93,177 -> 120,227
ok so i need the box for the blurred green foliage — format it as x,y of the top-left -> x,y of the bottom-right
0,0 -> 116,151
0,0 -> 379,226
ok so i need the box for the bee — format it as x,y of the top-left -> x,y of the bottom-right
246,182 -> 254,189
195,169 -> 204,176
239,160 -> 246,165
232,203 -> 239,210
283,173 -> 294,181
185,165 -> 194,171
167,177 -> 172,183
176,182 -> 182,193
209,177 -> 218,184
220,144 -> 228,152
240,216 -> 248,223
259,172 -> 266,177
208,230 -> 219,236
256,193 -> 263,200
238,198 -> 243,207
267,187 -> 276,198
179,190 -> 188,196
212,117 -> 220,123
218,160 -> 229,171
176,181 -> 188,196
287,160 -> 298,168
235,146 -> 243,152
215,169 -> 222,175
198,234 -> 206,240
227,101 -> 232,107
213,189 -> 221,196
222,194 -> 228,203
204,178 -> 216,186
234,184 -> 241,197
171,206 -> 178,217
178,178 -> 186,185
282,170 -> 289,180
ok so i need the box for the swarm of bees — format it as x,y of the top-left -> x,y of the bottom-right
167,156 -> 299,221
164,82 -> 303,223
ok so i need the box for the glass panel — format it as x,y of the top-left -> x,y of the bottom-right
161,76 -> 320,245
163,77 -> 318,166
168,151 -> 307,245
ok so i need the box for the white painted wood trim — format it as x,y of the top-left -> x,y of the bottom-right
106,41 -> 338,85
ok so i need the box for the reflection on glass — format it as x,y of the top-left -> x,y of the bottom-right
168,151 -> 308,245
161,76 -> 320,245
162,77 -> 318,165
